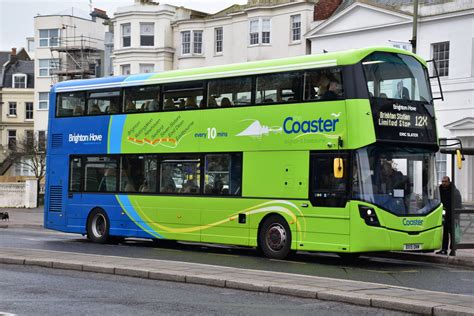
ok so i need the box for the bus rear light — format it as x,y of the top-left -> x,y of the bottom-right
359,205 -> 380,227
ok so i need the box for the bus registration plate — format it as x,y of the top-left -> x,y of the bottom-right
403,243 -> 422,251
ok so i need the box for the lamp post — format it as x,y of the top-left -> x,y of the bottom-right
411,0 -> 419,54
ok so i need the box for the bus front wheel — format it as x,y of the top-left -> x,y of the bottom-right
258,215 -> 292,259
87,209 -> 110,244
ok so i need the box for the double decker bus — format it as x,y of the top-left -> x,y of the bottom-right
45,47 -> 441,259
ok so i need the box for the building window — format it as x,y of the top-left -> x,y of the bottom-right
121,23 -> 131,47
25,102 -> 34,120
26,130 -> 34,149
262,19 -> 271,44
181,30 -> 203,55
8,130 -> 16,150
140,23 -> 154,46
38,59 -> 59,77
249,18 -> 271,45
249,20 -> 259,45
432,42 -> 449,77
181,31 -> 191,55
435,152 -> 447,184
12,74 -> 27,88
27,38 -> 35,52
38,92 -> 49,110
121,64 -> 131,75
8,102 -> 17,116
139,64 -> 154,73
39,29 -> 59,47
193,31 -> 203,54
291,15 -> 301,42
215,27 -> 223,54
38,131 -> 46,152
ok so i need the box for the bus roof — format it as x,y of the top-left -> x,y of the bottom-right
54,46 -> 424,93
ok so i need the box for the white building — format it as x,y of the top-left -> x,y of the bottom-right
306,0 -> 474,201
111,0 -> 318,74
33,8 -> 110,133
111,2 -> 203,75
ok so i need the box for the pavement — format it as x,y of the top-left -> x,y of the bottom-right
1,207 -> 473,316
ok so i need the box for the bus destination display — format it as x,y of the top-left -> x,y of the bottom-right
372,100 -> 437,144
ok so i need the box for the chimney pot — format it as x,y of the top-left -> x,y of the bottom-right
11,48 -> 17,56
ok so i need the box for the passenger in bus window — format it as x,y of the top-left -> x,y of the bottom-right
139,179 -> 151,193
73,105 -> 84,116
181,179 -> 199,193
163,98 -> 176,111
185,97 -> 198,109
209,96 -> 217,108
108,103 -> 119,114
318,75 -> 330,97
221,97 -> 232,107
120,168 -> 136,192
160,166 -> 176,193
397,81 -> 410,100
99,167 -> 116,192
125,97 -> 137,113
88,103 -> 102,115
212,179 -> 224,195
147,94 -> 160,111
178,99 -> 186,109
322,81 -> 340,100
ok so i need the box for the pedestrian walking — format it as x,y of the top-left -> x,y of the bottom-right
437,176 -> 462,256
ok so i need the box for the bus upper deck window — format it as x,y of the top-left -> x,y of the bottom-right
256,72 -> 301,104
163,82 -> 204,111
57,92 -> 86,117
87,90 -> 121,115
304,68 -> 343,101
124,85 -> 160,113
208,77 -> 252,108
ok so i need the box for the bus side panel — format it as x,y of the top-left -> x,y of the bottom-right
243,151 -> 309,249
242,151 -> 309,199
296,214 -> 351,252
44,154 -> 68,230
117,195 -> 201,242
201,198 -> 250,246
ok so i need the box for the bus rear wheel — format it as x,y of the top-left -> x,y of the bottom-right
258,215 -> 292,259
87,209 -> 110,244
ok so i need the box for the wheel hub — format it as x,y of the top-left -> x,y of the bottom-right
266,224 -> 286,251
92,214 -> 106,238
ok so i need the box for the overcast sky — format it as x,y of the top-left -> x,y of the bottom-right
0,0 -> 247,51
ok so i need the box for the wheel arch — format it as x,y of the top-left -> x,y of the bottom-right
256,212 -> 292,248
86,206 -> 107,231
86,207 -> 111,240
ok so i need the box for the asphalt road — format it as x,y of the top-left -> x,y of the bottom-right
1,228 -> 473,296
0,264 -> 411,316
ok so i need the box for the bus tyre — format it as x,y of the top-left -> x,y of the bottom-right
87,209 -> 110,244
258,215 -> 292,260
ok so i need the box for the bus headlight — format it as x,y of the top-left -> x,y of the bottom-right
359,205 -> 380,227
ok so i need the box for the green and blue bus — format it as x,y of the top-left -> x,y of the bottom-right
45,47 -> 442,259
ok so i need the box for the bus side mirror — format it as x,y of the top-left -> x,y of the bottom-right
334,158 -> 344,179
456,149 -> 463,170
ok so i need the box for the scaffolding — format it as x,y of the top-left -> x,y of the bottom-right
50,26 -> 103,82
